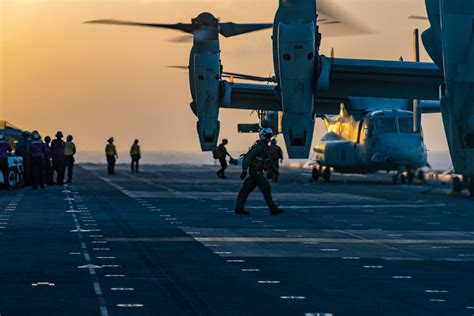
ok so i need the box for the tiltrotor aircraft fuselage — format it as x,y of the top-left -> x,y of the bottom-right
312,103 -> 429,184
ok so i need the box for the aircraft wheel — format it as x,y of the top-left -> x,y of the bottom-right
311,166 -> 320,182
407,171 -> 414,185
322,168 -> 331,183
417,170 -> 425,183
7,168 -> 17,189
400,174 -> 407,184
452,176 -> 462,194
392,174 -> 398,184
468,176 -> 474,197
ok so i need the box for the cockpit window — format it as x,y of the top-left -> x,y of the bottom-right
374,117 -> 397,134
398,117 -> 415,133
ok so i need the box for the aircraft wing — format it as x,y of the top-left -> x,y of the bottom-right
220,58 -> 443,115
219,82 -> 344,113
219,82 -> 281,111
318,57 -> 444,102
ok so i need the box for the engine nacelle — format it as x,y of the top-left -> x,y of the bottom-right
277,20 -> 316,158
438,0 -> 474,176
192,52 -> 221,151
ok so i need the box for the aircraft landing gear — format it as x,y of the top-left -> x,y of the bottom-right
416,170 -> 426,184
406,170 -> 415,185
392,174 -> 399,184
468,176 -> 474,198
394,169 -> 415,185
450,176 -> 463,195
310,166 -> 320,182
322,167 -> 331,183
400,174 -> 407,184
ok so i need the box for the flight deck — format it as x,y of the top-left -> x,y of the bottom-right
0,164 -> 473,315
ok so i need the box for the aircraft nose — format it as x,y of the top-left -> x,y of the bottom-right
382,134 -> 425,163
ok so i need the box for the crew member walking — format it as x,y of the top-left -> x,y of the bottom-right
64,135 -> 76,183
0,133 -> 12,190
215,139 -> 233,179
44,136 -> 53,185
51,131 -> 65,184
130,139 -> 141,173
235,128 -> 284,216
268,139 -> 283,182
16,131 -> 31,186
30,131 -> 46,190
106,137 -> 118,175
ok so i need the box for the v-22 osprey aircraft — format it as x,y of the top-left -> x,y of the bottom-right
86,0 -> 474,195
312,99 -> 439,184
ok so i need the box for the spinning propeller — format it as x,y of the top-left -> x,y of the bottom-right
85,12 -> 272,43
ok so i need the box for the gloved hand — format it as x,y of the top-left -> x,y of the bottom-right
240,170 -> 247,180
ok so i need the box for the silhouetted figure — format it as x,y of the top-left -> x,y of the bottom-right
268,139 -> 283,182
130,139 -> 141,173
44,136 -> 53,185
0,133 -> 13,190
30,131 -> 46,190
64,135 -> 76,183
214,139 -> 233,179
235,128 -> 284,216
51,131 -> 65,184
16,131 -> 31,186
106,137 -> 118,175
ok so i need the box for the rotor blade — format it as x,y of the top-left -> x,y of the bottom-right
84,19 -> 195,34
218,23 -> 272,38
168,34 -> 193,43
408,15 -> 429,21
320,20 -> 342,25
222,71 -> 276,83
167,66 -> 189,70
317,1 -> 372,36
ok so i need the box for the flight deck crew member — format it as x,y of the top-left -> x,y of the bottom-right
64,135 -> 76,183
51,131 -> 65,184
215,139 -> 232,179
30,131 -> 46,190
44,136 -> 53,185
130,139 -> 141,173
106,137 -> 118,175
0,133 -> 13,190
234,128 -> 284,216
268,139 -> 283,182
16,131 -> 31,186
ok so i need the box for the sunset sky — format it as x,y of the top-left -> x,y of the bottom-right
1,0 -> 447,158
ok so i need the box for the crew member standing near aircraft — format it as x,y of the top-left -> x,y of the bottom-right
16,131 -> 31,186
106,137 -> 118,175
215,139 -> 233,179
51,131 -> 65,184
64,135 -> 76,183
268,139 -> 283,182
235,128 -> 284,216
30,131 -> 46,190
0,133 -> 12,190
43,136 -> 53,185
130,139 -> 141,173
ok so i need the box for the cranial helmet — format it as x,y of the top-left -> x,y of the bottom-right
32,131 -> 41,140
259,128 -> 273,140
